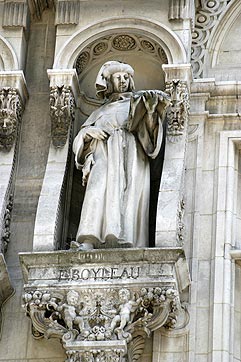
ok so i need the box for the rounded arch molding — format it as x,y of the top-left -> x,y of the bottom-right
207,0 -> 241,69
53,17 -> 187,69
0,35 -> 18,71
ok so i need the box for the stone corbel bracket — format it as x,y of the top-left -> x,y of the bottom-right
32,69 -> 80,252
165,79 -> 190,143
0,253 -> 14,334
19,247 -> 190,362
0,71 -> 28,152
48,69 -> 79,148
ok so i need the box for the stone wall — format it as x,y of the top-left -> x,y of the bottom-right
0,1 -> 241,361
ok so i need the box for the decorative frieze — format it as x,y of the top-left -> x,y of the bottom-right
49,85 -> 75,148
165,80 -> 189,142
20,248 -> 190,362
0,87 -> 23,151
55,0 -> 80,25
3,1 -> 28,28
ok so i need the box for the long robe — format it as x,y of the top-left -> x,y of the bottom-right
73,91 -> 169,248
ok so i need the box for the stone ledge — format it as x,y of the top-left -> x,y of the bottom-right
19,247 -> 190,362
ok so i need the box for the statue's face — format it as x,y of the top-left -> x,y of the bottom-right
0,116 -> 15,137
111,72 -> 130,93
67,291 -> 79,306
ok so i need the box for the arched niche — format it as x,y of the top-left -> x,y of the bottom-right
207,0 -> 241,80
0,35 -> 18,70
54,17 -> 187,69
64,29 -> 170,248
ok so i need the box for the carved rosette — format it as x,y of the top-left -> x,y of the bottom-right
23,286 -> 179,361
75,34 -> 168,76
0,87 -> 23,151
49,85 -> 75,148
165,80 -> 189,142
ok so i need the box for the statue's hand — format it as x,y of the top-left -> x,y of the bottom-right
84,126 -> 108,141
142,91 -> 159,114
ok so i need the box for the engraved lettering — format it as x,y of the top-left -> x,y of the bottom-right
120,267 -> 130,279
58,265 -> 142,281
92,268 -> 101,280
111,267 -> 119,279
81,269 -> 90,280
131,266 -> 140,279
72,269 -> 80,280
59,269 -> 70,281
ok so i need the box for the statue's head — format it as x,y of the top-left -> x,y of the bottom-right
0,109 -> 17,151
66,290 -> 79,306
96,61 -> 135,99
0,110 -> 16,137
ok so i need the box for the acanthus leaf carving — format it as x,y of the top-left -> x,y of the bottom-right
49,85 -> 75,148
23,286 -> 180,362
0,87 -> 23,151
165,80 -> 189,142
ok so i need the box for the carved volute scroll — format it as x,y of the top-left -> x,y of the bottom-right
20,248 -> 190,362
49,85 -> 75,148
165,79 -> 189,142
0,87 -> 23,151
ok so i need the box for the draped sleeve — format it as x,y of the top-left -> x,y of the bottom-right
127,91 -> 170,159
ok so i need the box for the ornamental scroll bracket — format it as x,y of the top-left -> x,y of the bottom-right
20,248 -> 190,362
165,79 -> 189,143
0,87 -> 23,152
49,85 -> 75,148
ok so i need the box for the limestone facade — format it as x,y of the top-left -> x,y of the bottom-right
0,0 -> 241,361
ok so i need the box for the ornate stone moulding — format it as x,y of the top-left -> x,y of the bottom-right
20,247 -> 190,362
191,0 -> 231,78
47,69 -> 79,148
0,71 -> 27,152
165,79 -> 190,142
75,34 -> 168,78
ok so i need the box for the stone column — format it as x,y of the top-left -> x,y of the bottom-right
155,64 -> 192,248
0,71 -> 28,254
33,69 -> 80,251
0,71 -> 27,335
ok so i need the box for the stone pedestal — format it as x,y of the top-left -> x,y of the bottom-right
19,247 -> 190,361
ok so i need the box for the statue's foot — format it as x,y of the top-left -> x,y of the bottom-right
70,240 -> 94,251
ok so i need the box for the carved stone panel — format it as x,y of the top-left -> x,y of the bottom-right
165,80 -> 189,142
0,87 -> 23,151
20,248 -> 190,362
49,85 -> 75,148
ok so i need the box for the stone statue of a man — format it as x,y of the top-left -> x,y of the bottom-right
72,61 -> 170,250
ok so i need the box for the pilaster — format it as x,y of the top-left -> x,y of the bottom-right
33,69 -> 80,251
